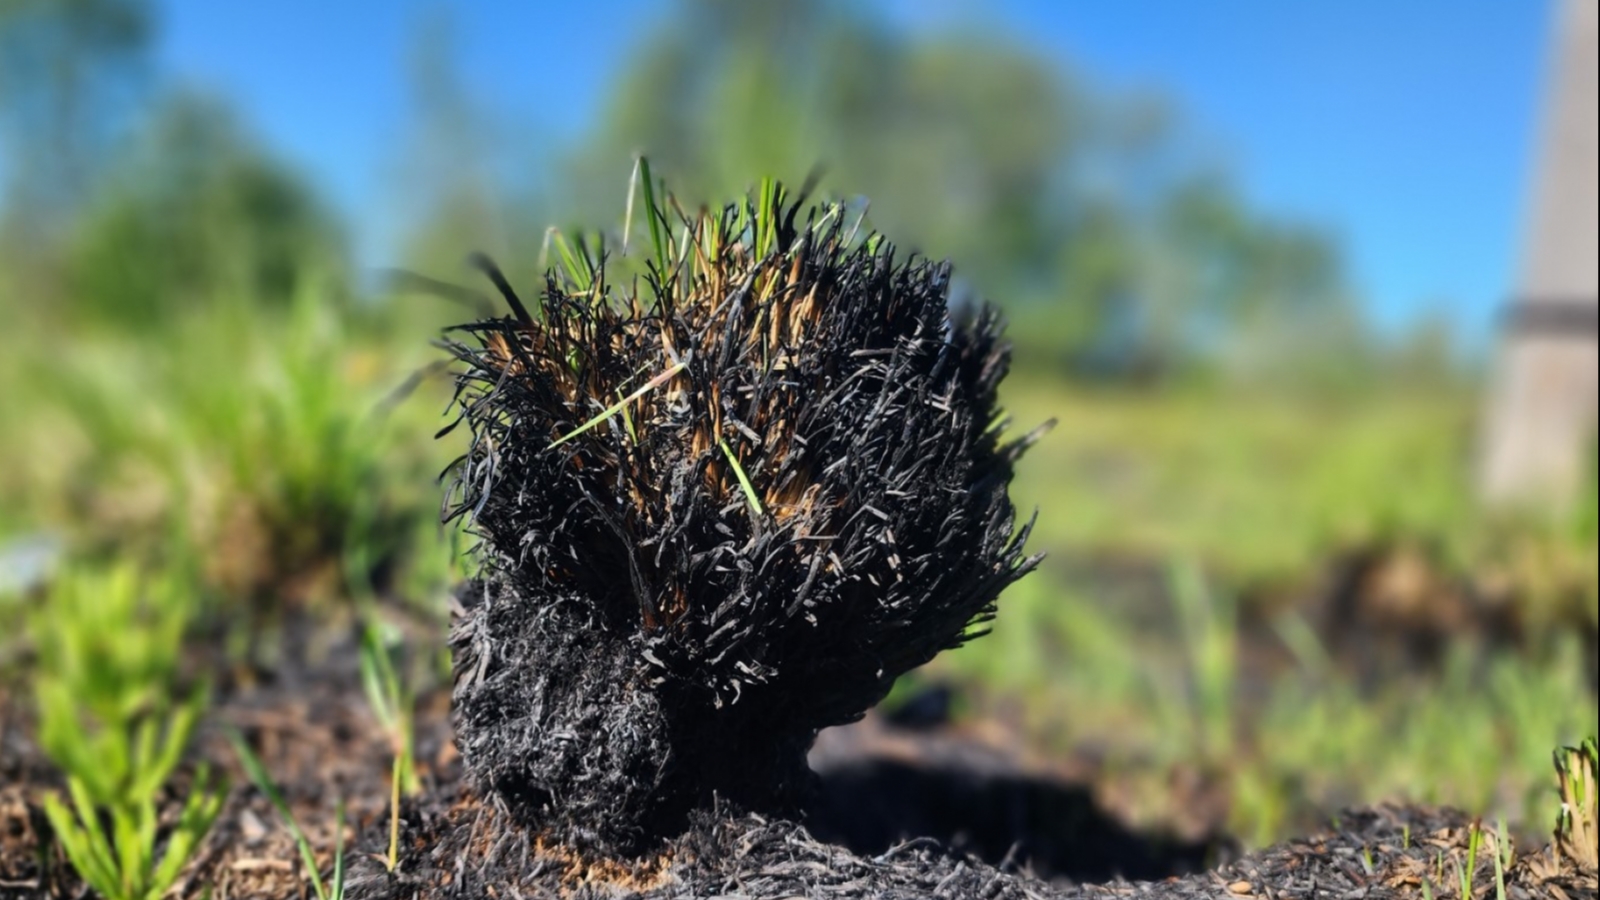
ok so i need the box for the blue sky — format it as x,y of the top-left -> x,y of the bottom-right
158,0 -> 1557,340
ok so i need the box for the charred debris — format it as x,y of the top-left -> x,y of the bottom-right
438,164 -> 1048,858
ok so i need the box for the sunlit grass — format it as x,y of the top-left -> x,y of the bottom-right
32,563 -> 225,900
0,284 -> 460,621
1001,377 -> 1481,585
930,568 -> 1597,848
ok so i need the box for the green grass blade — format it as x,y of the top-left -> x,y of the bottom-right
42,791 -> 120,898
639,157 -> 668,272
1493,818 -> 1507,900
149,768 -> 224,896
622,156 -> 641,255
358,625 -> 398,732
719,440 -> 765,517
228,729 -> 329,900
1461,821 -> 1480,900
548,361 -> 685,449
756,176 -> 777,257
548,229 -> 593,292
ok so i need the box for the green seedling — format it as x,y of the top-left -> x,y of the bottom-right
1169,560 -> 1236,763
359,619 -> 418,872
32,564 -> 224,900
229,730 -> 346,900
638,157 -> 669,272
1554,736 -> 1597,871
43,764 -> 224,900
547,228 -> 596,294
1459,820 -> 1481,900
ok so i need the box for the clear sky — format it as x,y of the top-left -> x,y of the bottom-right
157,0 -> 1559,340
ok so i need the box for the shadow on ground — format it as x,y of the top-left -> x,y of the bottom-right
806,701 -> 1230,884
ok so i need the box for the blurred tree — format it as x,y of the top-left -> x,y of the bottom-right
565,0 -> 1073,302
65,90 -> 345,328
0,0 -> 151,237
1389,308 -> 1463,390
562,0 -> 1360,381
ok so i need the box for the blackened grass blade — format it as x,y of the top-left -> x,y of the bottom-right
467,253 -> 535,328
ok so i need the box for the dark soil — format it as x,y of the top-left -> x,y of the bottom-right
336,789 -> 1595,899
3,611 -> 1593,900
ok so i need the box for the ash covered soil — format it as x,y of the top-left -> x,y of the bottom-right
3,616 -> 1593,900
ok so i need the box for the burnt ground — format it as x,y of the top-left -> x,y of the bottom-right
2,569 -> 1595,900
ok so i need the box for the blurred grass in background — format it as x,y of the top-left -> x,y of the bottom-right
0,0 -> 1593,851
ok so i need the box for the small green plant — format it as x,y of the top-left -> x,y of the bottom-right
1553,736 -> 1597,871
1459,820 -> 1481,900
359,619 -> 419,872
32,564 -> 224,900
43,772 -> 224,900
34,281 -> 454,619
229,730 -> 347,899
1492,819 -> 1508,900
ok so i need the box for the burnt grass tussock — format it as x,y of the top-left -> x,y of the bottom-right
438,170 -> 1045,859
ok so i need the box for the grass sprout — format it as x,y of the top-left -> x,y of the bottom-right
359,619 -> 418,872
1459,819 -> 1481,900
1554,736 -> 1597,871
1493,819 -> 1508,900
229,730 -> 347,900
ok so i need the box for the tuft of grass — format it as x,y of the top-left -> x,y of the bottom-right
436,161 -> 1042,852
5,280 -> 458,626
32,564 -> 224,900
1553,736 -> 1597,871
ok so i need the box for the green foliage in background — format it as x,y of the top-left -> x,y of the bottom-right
1002,379 -> 1481,585
561,0 -> 1367,377
939,568 -> 1597,849
0,281 -> 457,618
32,563 -> 224,900
0,0 -> 152,235
66,91 -> 345,328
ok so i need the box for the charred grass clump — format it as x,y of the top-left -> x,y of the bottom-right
440,165 -> 1044,857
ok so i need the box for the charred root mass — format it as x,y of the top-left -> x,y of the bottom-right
440,173 -> 1044,857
